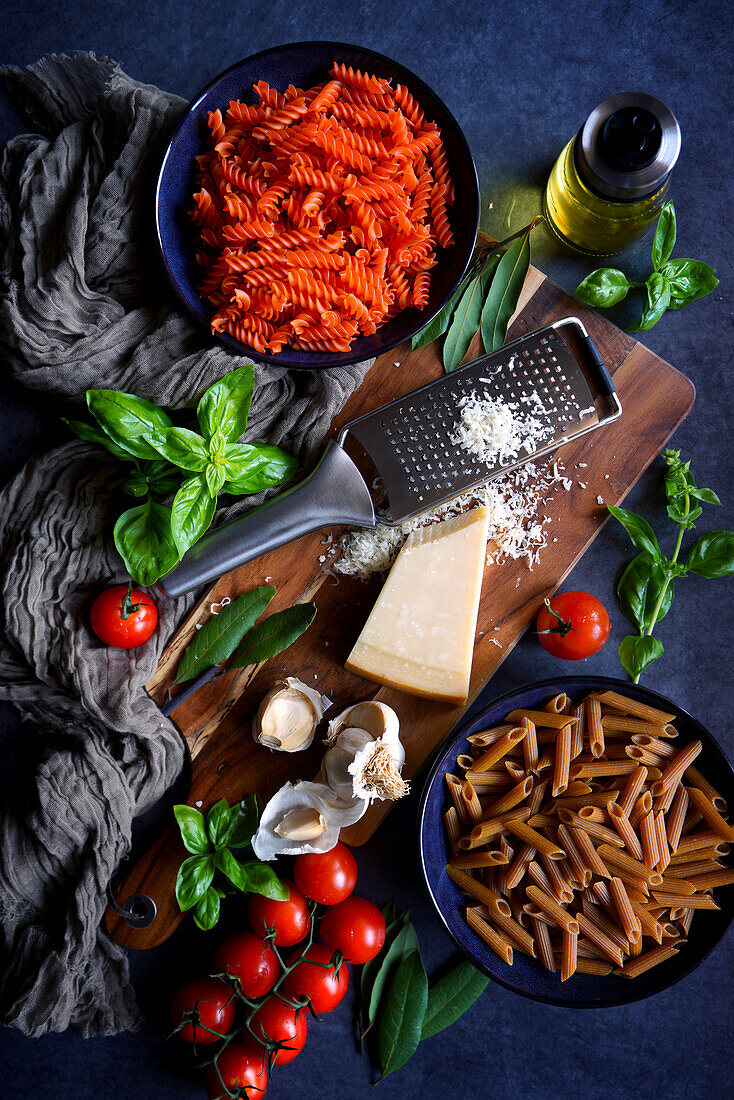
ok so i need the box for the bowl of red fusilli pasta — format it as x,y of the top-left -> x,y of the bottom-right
156,41 -> 479,369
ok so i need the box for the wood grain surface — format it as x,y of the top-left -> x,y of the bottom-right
105,266 -> 694,949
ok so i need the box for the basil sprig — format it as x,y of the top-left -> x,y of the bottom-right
609,449 -> 734,682
576,202 -> 718,332
173,796 -> 287,931
65,364 -> 298,587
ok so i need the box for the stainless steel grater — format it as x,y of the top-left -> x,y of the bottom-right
159,317 -> 621,597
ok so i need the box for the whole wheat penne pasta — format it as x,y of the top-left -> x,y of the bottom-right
543,693 -> 571,714
585,697 -> 605,758
618,766 -> 648,816
614,944 -> 677,978
518,714 -> 539,774
601,714 -> 678,736
460,779 -> 483,824
443,806 -> 462,855
569,703 -> 584,760
467,724 -> 516,746
685,766 -> 727,811
449,850 -> 509,869
482,775 -> 533,818
446,774 -> 469,823
560,927 -> 578,982
631,734 -> 677,759
459,807 -> 532,849
569,825 -> 611,878
629,791 -> 654,829
466,907 -> 514,964
666,857 -> 725,877
651,892 -> 720,910
577,806 -> 608,824
686,787 -> 734,842
531,915 -> 555,972
528,860 -> 555,896
482,893 -> 537,955
596,843 -> 663,886
628,899 -> 663,943
505,761 -> 526,783
592,691 -> 675,725
591,879 -> 613,909
536,747 -> 554,774
540,854 -> 574,904
686,868 -> 734,889
673,829 -> 722,855
576,936 -> 608,960
626,745 -> 666,768
607,801 -> 644,859
552,725 -> 572,797
654,810 -> 671,872
656,876 -> 695,896
665,785 -> 689,853
660,921 -> 680,941
565,780 -> 595,797
528,777 -> 549,815
557,824 -> 593,887
570,760 -> 638,780
640,811 -> 660,869
456,753 -> 475,771
506,819 -> 564,860
552,790 -> 620,812
505,843 -> 536,890
527,812 -> 558,829
525,885 -> 579,935
581,899 -> 631,953
495,836 -> 514,894
574,912 -> 625,966
562,955 -> 613,975
623,883 -> 650,907
557,808 -> 624,847
609,877 -> 642,943
467,772 -> 512,792
675,907 -> 694,936
506,709 -> 579,729
467,727 -> 526,773
655,740 -> 703,794
508,893 -> 531,931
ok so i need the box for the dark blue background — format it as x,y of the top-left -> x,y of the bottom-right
1,1 -> 732,1097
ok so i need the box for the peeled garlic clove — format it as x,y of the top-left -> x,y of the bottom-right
254,677 -> 329,752
252,780 -> 366,861
326,700 -> 400,745
274,807 -> 327,841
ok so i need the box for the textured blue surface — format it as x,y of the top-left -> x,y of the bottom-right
1,1 -> 733,1098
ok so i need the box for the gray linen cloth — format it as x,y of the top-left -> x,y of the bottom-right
0,53 -> 371,1036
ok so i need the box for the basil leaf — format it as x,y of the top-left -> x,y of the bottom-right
575,268 -> 631,308
214,848 -> 249,892
228,796 -> 259,848
238,860 -> 289,901
197,364 -> 254,442
617,554 -> 674,632
113,499 -> 179,587
175,586 -> 276,683
480,232 -> 531,353
376,951 -> 429,1079
651,202 -> 676,269
146,464 -> 184,497
628,272 -> 671,332
685,530 -> 734,578
659,258 -> 718,308
367,922 -> 418,1033
222,444 -> 298,494
145,426 -> 209,471
86,390 -> 171,460
421,960 -> 488,1039
175,854 -> 215,912
607,504 -> 662,560
690,487 -> 721,506
619,635 -> 664,681
443,258 -> 498,371
123,472 -> 150,497
193,885 -> 222,931
171,474 -> 217,557
205,463 -> 227,498
411,274 -> 470,349
207,799 -> 236,849
63,418 -> 137,461
173,805 -> 211,855
229,602 -> 316,668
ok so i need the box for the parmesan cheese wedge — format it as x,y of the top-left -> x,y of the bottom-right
345,507 -> 490,704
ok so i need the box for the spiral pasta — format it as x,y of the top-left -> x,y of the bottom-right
190,60 -> 456,354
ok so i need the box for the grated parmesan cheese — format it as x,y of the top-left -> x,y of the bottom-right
450,392 -> 553,467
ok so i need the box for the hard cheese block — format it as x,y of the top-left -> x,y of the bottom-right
345,506 -> 490,704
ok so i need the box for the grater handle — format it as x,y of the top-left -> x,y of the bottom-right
578,331 -> 616,397
158,442 -> 375,597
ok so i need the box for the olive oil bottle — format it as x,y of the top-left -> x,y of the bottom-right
544,93 -> 681,256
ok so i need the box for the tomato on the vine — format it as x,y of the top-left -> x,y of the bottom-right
250,998 -> 307,1065
293,842 -> 357,905
536,591 -> 611,661
282,943 -> 349,1014
319,895 -> 386,964
214,931 -> 278,999
204,1041 -> 268,1099
90,583 -> 157,648
170,977 -> 235,1044
248,880 -> 310,946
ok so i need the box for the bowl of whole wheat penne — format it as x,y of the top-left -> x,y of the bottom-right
418,676 -> 734,1006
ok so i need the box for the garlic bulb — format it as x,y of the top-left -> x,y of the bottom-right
253,677 -> 330,753
252,780 -> 367,861
323,701 -> 408,803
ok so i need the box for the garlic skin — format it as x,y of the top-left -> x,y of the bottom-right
252,780 -> 367,861
253,677 -> 330,753
323,702 -> 408,803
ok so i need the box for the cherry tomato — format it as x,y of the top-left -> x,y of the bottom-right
250,998 -> 307,1065
536,591 -> 611,661
90,583 -> 158,648
170,977 -> 235,1044
204,1041 -> 268,1099
293,842 -> 358,905
214,932 -> 279,999
282,944 -> 350,1014
248,880 -> 311,946
319,896 -> 386,964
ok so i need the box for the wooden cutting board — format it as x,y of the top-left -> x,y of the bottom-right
105,266 -> 694,949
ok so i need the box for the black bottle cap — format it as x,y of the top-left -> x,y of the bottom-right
577,93 -> 680,201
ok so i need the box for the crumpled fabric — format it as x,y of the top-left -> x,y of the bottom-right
0,53 -> 371,1036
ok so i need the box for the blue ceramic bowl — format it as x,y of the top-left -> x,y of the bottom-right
419,676 -> 734,1007
156,41 -> 479,370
